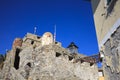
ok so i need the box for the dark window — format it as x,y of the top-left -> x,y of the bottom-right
107,0 -> 112,5
80,59 -> 84,63
100,57 -> 103,62
106,0 -> 118,17
55,42 -> 58,44
90,63 -> 94,66
31,41 -> 34,45
14,48 -> 20,69
68,56 -> 73,61
56,52 -> 61,57
27,62 -> 31,67
37,36 -> 40,39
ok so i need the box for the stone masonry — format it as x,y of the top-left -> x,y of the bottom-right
100,27 -> 120,80
0,32 -> 99,80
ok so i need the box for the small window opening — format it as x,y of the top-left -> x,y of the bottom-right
14,48 -> 20,70
90,63 -> 94,66
56,52 -> 61,57
80,59 -> 84,63
107,0 -> 112,5
69,56 -> 73,61
37,36 -> 40,39
31,41 -> 34,45
106,0 -> 118,17
55,42 -> 58,44
100,58 -> 103,62
27,62 -> 31,67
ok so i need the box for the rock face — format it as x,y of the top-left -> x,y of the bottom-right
0,32 -> 98,80
101,27 -> 120,80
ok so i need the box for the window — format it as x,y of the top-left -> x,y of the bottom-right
37,36 -> 40,39
27,62 -> 31,67
31,41 -> 34,45
56,52 -> 61,57
90,63 -> 94,66
105,0 -> 118,17
68,56 -> 73,61
104,0 -> 112,7
107,0 -> 112,5
14,48 -> 20,69
55,42 -> 58,44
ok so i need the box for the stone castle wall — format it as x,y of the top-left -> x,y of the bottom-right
0,32 -> 99,80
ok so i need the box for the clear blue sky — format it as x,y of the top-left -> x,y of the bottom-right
0,0 -> 99,55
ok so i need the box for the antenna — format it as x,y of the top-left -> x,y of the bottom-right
34,27 -> 37,34
54,24 -> 56,43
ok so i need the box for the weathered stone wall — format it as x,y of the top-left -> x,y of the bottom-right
0,44 -> 98,80
21,45 -> 99,80
0,32 -> 99,80
101,27 -> 120,80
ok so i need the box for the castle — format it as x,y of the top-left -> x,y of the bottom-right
0,32 -> 99,80
0,0 -> 120,80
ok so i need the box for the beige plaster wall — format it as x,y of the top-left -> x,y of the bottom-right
91,0 -> 120,49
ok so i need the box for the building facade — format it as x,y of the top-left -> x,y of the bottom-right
91,0 -> 120,80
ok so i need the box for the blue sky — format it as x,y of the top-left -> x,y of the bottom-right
0,0 -> 99,55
